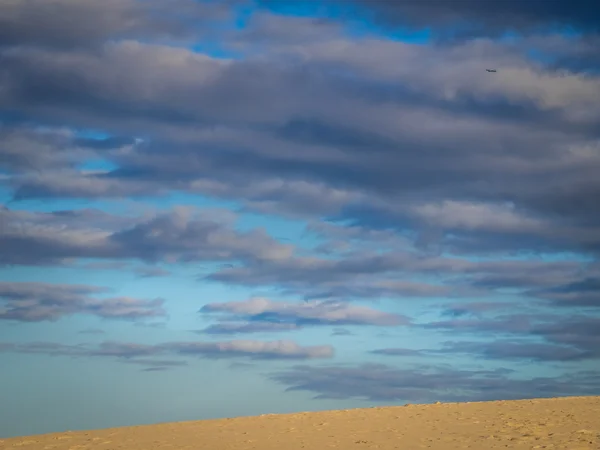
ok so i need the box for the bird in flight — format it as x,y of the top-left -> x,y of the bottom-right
486,69 -> 497,73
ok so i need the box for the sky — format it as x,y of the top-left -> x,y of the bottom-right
1,0 -> 600,439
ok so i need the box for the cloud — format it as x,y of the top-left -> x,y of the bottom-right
439,301 -> 516,318
200,297 -> 408,327
197,322 -> 301,335
371,337 -> 598,362
0,125 -> 100,172
370,348 -> 425,357
0,341 -> 89,357
0,204 -> 292,266
410,200 -> 545,234
0,338 -> 334,361
466,261 -> 588,291
142,366 -> 175,372
440,340 -> 593,362
160,340 -> 334,360
2,21 -> 600,259
424,314 -> 550,335
0,281 -> 166,322
205,248 -> 598,304
532,317 -> 600,358
109,206 -> 292,264
306,220 -> 413,255
332,0 -> 600,37
531,277 -> 600,308
0,0 -> 234,50
423,312 -> 600,362
270,363 -> 600,403
133,266 -> 172,278
236,10 -> 345,47
121,359 -> 189,372
204,251 -> 467,300
2,200 -> 596,313
81,261 -> 131,271
3,38 -> 599,175
0,205 -> 136,266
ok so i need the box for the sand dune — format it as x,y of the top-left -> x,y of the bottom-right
1,396 -> 599,449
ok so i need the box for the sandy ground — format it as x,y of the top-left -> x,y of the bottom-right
1,396 -> 599,450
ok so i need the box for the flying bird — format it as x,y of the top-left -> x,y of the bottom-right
486,69 -> 497,73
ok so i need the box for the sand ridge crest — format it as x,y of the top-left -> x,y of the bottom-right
1,396 -> 599,449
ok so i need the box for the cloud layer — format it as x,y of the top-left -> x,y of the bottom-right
0,282 -> 165,322
0,338 -> 334,363
199,297 -> 408,331
343,0 -> 600,36
271,363 -> 600,403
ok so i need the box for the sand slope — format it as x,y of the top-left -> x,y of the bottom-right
1,396 -> 599,449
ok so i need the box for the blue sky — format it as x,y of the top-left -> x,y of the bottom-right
1,0 -> 600,438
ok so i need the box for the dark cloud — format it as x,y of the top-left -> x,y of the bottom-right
1,26 -> 599,257
205,249 -> 598,304
440,301 -> 515,318
440,340 -> 593,362
0,204 -> 292,266
424,314 -> 552,335
306,221 -> 413,255
121,358 -> 189,372
2,201 -> 596,314
200,297 -> 408,327
531,277 -> 600,307
373,336 -> 598,362
0,281 -> 165,322
424,313 -> 600,362
160,340 -> 333,360
204,251 -> 469,300
234,10 -> 345,48
109,207 -> 291,264
270,363 -> 600,403
0,125 -> 93,172
466,261 -> 588,291
197,322 -> 301,335
334,0 -> 600,37
0,341 -> 89,357
370,348 -> 425,357
80,261 -> 131,271
0,0 -> 234,50
533,317 -> 600,358
133,266 -> 172,278
0,339 -> 334,361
